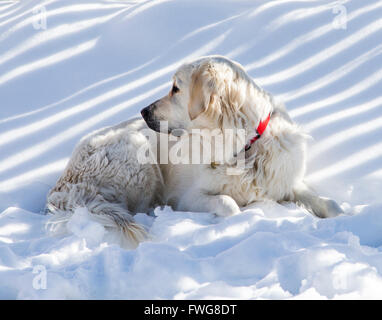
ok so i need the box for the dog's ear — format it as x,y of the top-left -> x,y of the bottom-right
188,68 -> 214,120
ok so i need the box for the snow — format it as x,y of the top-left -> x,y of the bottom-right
1,0 -> 382,299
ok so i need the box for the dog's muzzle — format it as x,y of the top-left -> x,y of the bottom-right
141,103 -> 161,132
141,102 -> 184,135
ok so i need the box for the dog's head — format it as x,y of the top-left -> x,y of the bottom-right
141,55 -> 273,135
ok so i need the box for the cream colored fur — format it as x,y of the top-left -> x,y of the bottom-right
46,55 -> 343,249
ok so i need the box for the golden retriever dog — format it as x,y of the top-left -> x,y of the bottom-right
46,55 -> 343,249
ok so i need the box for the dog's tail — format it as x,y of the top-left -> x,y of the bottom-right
45,186 -> 147,249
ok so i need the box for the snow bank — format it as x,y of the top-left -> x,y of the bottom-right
1,0 -> 382,299
2,204 -> 382,299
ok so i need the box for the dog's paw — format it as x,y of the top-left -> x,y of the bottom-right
313,197 -> 344,218
213,195 -> 241,217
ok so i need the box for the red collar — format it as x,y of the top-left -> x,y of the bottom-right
245,113 -> 271,151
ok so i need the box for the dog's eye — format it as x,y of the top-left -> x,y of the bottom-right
171,85 -> 179,94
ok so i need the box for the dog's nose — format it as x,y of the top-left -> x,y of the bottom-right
140,106 -> 151,120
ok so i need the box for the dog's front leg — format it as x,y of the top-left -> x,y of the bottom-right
293,183 -> 343,218
178,191 -> 241,217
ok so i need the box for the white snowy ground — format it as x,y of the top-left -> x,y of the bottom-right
0,0 -> 382,299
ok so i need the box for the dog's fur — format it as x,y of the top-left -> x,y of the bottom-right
46,56 -> 343,249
